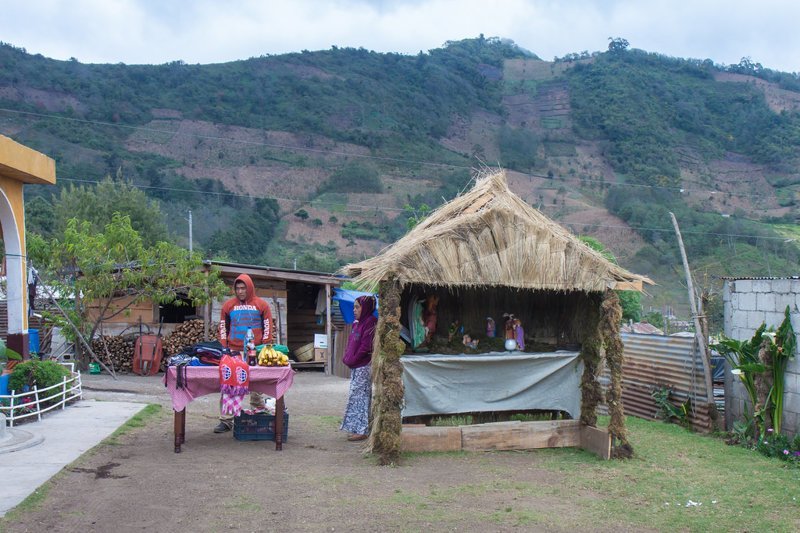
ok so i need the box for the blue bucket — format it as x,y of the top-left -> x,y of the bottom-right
29,329 -> 40,355
0,374 -> 9,396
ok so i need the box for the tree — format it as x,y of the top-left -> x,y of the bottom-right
607,37 -> 630,54
28,214 -> 227,371
48,176 -> 168,246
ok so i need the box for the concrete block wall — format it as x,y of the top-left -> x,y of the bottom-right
723,278 -> 800,436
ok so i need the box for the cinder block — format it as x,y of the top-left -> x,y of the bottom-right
739,293 -> 757,311
757,293 -> 777,312
783,412 -> 798,436
729,293 -> 739,310
723,282 -> 731,303
775,296 -> 794,315
747,311 -> 766,329
752,280 -> 771,293
731,314 -> 750,332
735,280 -> 752,293
771,279 -> 791,294
783,392 -> 800,414
764,311 -> 785,329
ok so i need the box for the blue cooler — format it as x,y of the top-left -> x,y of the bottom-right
29,329 -> 40,355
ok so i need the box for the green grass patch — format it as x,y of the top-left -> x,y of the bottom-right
533,417 -> 800,531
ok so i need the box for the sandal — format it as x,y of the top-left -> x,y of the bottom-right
347,434 -> 368,441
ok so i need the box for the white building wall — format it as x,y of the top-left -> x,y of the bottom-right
723,278 -> 800,435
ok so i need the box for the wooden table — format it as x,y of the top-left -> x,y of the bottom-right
164,365 -> 295,453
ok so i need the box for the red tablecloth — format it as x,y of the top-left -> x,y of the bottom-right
165,366 -> 295,412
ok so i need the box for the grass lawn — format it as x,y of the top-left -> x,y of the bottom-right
528,417 -> 800,531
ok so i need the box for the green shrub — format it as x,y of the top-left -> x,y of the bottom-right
9,360 -> 71,393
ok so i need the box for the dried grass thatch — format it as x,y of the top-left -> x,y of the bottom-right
344,170 -> 652,292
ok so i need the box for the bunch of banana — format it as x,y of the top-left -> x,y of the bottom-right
258,345 -> 290,366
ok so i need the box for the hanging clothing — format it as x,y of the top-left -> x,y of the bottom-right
27,265 -> 38,313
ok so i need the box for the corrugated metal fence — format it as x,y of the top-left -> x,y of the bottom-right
601,333 -> 714,432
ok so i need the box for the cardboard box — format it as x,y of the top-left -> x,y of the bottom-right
314,334 -> 328,349
313,348 -> 327,362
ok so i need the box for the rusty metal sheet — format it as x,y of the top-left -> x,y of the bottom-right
600,333 -> 713,432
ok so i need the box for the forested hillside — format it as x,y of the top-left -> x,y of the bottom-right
1,36 -> 798,320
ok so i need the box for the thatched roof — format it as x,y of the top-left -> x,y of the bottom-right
343,170 -> 652,292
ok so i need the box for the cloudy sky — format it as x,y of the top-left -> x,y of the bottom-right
2,0 -> 798,72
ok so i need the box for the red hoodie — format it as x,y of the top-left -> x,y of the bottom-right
218,274 -> 273,351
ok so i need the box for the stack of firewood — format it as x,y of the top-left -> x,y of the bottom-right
162,319 -> 218,357
92,335 -> 136,373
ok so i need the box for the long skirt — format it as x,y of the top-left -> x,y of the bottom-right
340,365 -> 371,435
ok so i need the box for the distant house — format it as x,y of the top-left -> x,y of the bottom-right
85,260 -> 343,372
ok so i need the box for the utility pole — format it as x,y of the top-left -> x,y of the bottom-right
188,209 -> 193,254
670,212 -> 714,411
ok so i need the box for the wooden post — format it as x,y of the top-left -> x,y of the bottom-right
325,283 -> 332,376
369,276 -> 405,465
601,289 -> 632,458
579,293 -> 603,427
669,212 -> 714,410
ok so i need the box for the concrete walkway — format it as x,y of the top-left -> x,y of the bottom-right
0,399 -> 146,517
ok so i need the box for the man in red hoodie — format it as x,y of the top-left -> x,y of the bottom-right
214,273 -> 274,433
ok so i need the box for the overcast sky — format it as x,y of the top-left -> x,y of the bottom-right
2,0 -> 798,73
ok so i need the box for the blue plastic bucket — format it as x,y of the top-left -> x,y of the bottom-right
0,374 -> 9,396
29,329 -> 40,355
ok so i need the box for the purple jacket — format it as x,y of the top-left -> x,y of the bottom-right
342,296 -> 377,369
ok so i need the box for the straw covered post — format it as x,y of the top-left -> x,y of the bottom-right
579,292 -> 603,427
600,289 -> 632,458
368,276 -> 405,465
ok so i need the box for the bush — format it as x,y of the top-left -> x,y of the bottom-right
9,360 -> 71,393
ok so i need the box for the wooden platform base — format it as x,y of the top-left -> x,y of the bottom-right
401,420 -> 611,459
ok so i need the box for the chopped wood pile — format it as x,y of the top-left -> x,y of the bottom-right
91,319 -> 218,373
162,319 -> 218,358
92,335 -> 136,373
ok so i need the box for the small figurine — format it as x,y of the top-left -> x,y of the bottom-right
503,313 -> 515,340
485,317 -> 496,338
513,318 -> 525,351
462,334 -> 479,349
422,295 -> 439,346
448,319 -> 461,343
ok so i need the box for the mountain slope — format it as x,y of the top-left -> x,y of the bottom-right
1,38 -> 799,315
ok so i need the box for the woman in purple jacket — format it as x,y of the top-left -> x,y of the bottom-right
340,295 -> 377,442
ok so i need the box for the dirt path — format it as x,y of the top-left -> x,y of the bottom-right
2,371 -> 632,532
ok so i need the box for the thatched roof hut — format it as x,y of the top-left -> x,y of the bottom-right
343,170 -> 652,464
344,170 -> 651,292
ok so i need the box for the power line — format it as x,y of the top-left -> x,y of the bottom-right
56,176 -> 799,244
